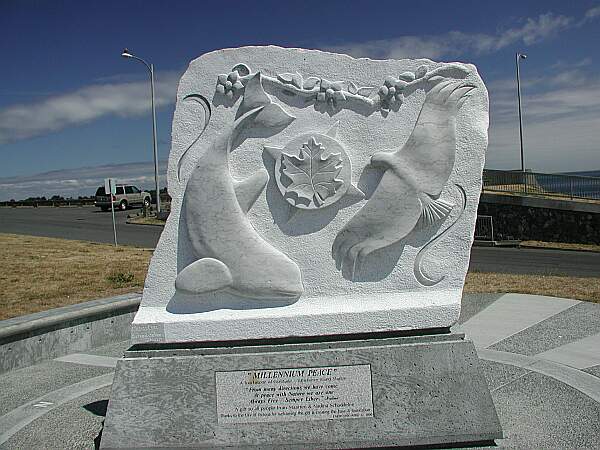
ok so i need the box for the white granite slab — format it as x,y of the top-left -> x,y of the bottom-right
133,46 -> 489,343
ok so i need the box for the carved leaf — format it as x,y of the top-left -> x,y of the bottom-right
231,63 -> 250,76
357,86 -> 375,97
398,71 -> 415,82
348,81 -> 358,94
303,77 -> 321,89
292,73 -> 303,89
415,65 -> 428,79
236,72 -> 271,119
253,103 -> 295,128
277,73 -> 295,83
281,137 -> 343,206
235,72 -> 295,131
277,73 -> 302,88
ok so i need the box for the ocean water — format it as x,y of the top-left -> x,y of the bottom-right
537,170 -> 600,199
565,170 -> 600,178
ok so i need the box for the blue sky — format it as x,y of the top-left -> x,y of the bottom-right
1,0 -> 599,200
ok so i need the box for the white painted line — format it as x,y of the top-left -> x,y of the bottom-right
55,353 -> 119,368
32,401 -> 53,408
454,294 -> 579,348
478,349 -> 600,403
536,333 -> 600,369
0,373 -> 114,444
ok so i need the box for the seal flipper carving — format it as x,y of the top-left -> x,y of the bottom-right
233,169 -> 269,214
418,194 -> 454,228
175,258 -> 233,294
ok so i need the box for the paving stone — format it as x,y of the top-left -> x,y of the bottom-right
491,372 -> 600,449
455,294 -> 578,348
0,360 -> 111,416
478,359 -> 530,392
582,365 -> 600,378
2,386 -> 110,450
491,302 -> 600,356
456,293 -> 504,325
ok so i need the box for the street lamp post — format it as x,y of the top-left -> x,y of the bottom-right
121,48 -> 161,213
515,52 -> 527,173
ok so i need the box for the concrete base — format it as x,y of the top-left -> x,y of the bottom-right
0,293 -> 140,374
101,333 -> 502,449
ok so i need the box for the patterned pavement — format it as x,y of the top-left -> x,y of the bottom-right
0,293 -> 599,449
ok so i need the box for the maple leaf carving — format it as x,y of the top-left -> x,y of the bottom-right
281,137 -> 344,207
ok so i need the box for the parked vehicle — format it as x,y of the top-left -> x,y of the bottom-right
94,184 -> 151,211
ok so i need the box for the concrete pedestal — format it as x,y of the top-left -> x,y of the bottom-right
101,333 -> 502,449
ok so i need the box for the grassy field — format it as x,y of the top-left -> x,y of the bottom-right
465,271 -> 599,303
0,233 -> 152,320
0,233 -> 598,321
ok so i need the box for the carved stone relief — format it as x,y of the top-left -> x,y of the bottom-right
176,72 -> 304,300
264,124 -> 364,210
332,78 -> 475,282
209,63 -> 472,114
176,60 -> 477,299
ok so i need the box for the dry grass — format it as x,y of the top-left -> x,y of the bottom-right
0,233 -> 152,320
483,186 -> 600,204
465,271 -> 600,303
520,240 -> 600,253
1,233 -> 598,321
485,183 -> 551,196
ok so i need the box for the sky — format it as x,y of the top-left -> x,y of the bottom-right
1,0 -> 599,200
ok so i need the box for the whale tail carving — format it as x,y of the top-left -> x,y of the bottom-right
175,170 -> 269,295
175,258 -> 233,294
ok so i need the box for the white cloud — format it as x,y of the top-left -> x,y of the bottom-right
322,7 -> 600,173
326,36 -> 449,60
498,13 -> 573,47
486,67 -> 600,172
584,5 -> 600,20
326,12 -> 585,60
0,71 -> 180,145
0,161 -> 167,201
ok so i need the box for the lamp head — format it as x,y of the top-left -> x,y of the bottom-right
519,53 -> 527,59
121,48 -> 133,58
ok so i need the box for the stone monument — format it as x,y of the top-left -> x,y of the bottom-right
101,46 -> 502,449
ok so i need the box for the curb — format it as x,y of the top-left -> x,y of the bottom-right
473,240 -> 521,248
125,218 -> 166,227
0,293 -> 142,374
0,292 -> 141,344
519,243 -> 600,254
474,240 -> 600,253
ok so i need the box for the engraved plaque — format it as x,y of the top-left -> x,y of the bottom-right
215,364 -> 373,424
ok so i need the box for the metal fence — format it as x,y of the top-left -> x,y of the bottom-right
482,169 -> 600,201
474,215 -> 494,241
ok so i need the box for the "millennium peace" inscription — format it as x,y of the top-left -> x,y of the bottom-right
215,364 -> 373,424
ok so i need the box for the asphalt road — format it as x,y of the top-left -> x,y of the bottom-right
1,206 -> 598,277
0,205 -> 163,249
